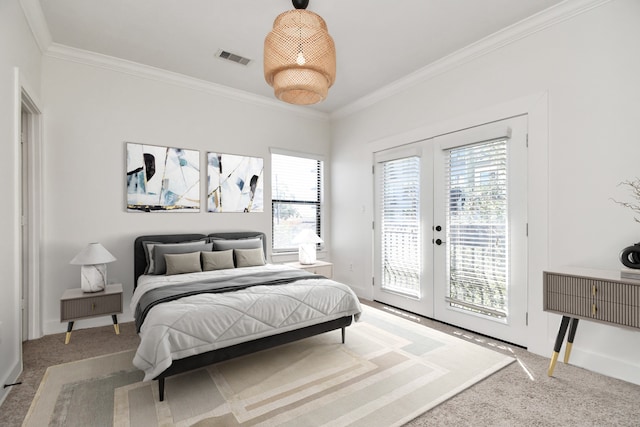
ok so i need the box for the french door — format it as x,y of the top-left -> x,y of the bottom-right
374,116 -> 528,346
373,144 -> 434,318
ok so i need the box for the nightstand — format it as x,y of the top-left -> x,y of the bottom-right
285,260 -> 333,279
60,283 -> 123,344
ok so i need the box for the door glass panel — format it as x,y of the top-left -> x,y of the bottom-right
445,138 -> 508,318
379,156 -> 421,298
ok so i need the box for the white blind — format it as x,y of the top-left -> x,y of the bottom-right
272,153 -> 323,251
445,138 -> 508,318
379,156 -> 421,298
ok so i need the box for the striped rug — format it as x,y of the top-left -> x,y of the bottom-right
25,305 -> 513,427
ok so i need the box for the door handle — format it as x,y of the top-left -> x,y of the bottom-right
435,225 -> 442,232
434,238 -> 445,245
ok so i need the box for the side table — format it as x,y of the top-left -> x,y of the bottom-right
285,260 -> 333,279
543,268 -> 640,376
60,283 -> 123,344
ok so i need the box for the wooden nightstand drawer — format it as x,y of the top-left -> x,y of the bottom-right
285,261 -> 333,279
61,293 -> 122,321
305,264 -> 332,277
60,283 -> 123,322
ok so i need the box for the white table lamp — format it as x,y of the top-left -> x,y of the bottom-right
292,229 -> 323,265
70,243 -> 116,292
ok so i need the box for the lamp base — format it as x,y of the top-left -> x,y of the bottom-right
298,243 -> 317,265
80,264 -> 107,292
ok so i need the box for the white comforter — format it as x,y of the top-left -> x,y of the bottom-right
131,264 -> 362,381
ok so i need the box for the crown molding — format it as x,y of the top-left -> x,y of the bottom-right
331,0 -> 612,120
20,0 -> 328,120
45,44 -> 329,121
20,0 -> 52,53
23,0 -> 609,121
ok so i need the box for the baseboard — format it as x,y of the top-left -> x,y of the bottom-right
555,347 -> 640,386
349,285 -> 371,301
0,358 -> 22,407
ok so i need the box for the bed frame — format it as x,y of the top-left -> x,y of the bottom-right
133,232 -> 353,401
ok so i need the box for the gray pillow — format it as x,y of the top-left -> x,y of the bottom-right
153,241 -> 212,275
235,247 -> 266,268
211,237 -> 263,251
165,252 -> 202,276
202,250 -> 235,271
142,241 -> 161,274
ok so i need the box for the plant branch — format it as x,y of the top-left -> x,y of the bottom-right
612,178 -> 640,223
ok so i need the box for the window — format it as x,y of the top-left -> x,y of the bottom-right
445,138 -> 509,318
378,156 -> 421,298
271,152 -> 323,252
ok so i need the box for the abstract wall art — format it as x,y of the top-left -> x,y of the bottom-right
207,152 -> 264,212
126,142 -> 200,212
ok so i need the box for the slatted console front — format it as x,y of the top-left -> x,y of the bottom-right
543,268 -> 640,376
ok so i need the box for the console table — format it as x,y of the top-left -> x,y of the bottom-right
543,268 -> 640,376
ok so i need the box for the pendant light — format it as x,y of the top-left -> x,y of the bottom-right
264,0 -> 336,105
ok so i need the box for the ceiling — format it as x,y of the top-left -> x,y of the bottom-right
36,0 -> 566,114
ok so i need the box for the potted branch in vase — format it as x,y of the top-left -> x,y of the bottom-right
613,178 -> 640,271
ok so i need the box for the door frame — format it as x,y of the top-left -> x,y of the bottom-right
14,68 -> 43,342
367,93 -> 549,352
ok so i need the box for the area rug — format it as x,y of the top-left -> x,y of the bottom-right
24,305 -> 514,427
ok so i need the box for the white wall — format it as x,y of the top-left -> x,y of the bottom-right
11,0 -> 640,393
0,0 -> 43,405
330,0 -> 640,384
40,56 -> 332,334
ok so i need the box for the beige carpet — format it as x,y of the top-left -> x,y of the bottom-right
23,305 -> 513,426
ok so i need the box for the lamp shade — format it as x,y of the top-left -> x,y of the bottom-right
264,8 -> 336,105
292,229 -> 323,244
70,243 -> 116,265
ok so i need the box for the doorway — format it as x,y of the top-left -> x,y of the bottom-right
374,116 -> 528,346
18,82 -> 42,342
21,106 -> 29,341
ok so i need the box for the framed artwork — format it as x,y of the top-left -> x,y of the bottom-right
207,152 -> 264,212
126,142 -> 200,212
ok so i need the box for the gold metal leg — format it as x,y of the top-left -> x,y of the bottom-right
112,314 -> 120,335
65,321 -> 74,345
563,342 -> 573,364
548,316 -> 571,377
564,318 -> 579,364
548,351 -> 560,376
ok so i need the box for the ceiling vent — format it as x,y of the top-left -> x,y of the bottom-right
216,50 -> 251,66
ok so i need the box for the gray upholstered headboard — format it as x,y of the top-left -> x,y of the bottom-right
133,231 -> 267,287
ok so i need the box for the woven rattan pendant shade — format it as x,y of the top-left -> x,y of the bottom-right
264,9 -> 335,105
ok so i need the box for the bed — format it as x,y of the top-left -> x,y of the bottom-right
131,232 -> 362,401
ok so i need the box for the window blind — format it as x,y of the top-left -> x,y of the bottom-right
379,156 -> 421,298
445,138 -> 509,318
272,153 -> 323,251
